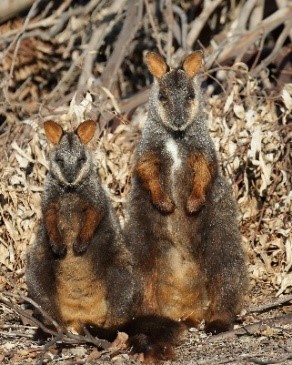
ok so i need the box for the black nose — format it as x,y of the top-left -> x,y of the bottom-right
173,118 -> 184,127
65,172 -> 75,183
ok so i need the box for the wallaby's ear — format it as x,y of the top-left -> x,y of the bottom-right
182,51 -> 203,78
145,52 -> 169,79
44,121 -> 63,145
76,120 -> 96,144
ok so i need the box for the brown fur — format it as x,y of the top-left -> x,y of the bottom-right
44,202 -> 65,255
26,120 -> 185,361
187,152 -> 216,214
135,151 -> 174,214
26,120 -> 135,333
145,52 -> 169,79
182,51 -> 203,78
125,51 -> 247,335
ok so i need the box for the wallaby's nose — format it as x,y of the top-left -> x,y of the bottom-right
65,171 -> 75,183
173,118 -> 185,127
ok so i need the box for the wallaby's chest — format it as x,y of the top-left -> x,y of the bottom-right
57,195 -> 86,244
162,138 -> 192,200
164,138 -> 191,186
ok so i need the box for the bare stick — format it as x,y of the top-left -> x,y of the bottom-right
7,0 -> 42,80
209,313 -> 292,342
144,0 -> 165,56
37,333 -> 63,365
244,354 -> 292,365
247,294 -> 292,314
0,292 -> 111,349
236,0 -> 258,31
186,0 -> 223,50
77,0 -> 127,91
207,6 -> 292,67
100,0 -> 143,91
276,0 -> 292,42
0,0 -> 34,23
251,21 -> 292,76
77,24 -> 109,92
173,5 -> 188,51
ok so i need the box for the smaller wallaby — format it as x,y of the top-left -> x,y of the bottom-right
125,51 -> 248,335
26,119 -> 135,333
26,120 -> 184,361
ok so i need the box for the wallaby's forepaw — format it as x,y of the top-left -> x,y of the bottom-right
73,238 -> 90,255
50,241 -> 67,258
154,197 -> 175,214
205,319 -> 232,335
186,196 -> 206,214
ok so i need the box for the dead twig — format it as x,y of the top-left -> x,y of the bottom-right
99,0 -> 143,91
0,0 -> 34,23
206,5 -> 292,68
208,313 -> 292,342
144,0 -> 165,57
244,354 -> 292,365
186,0 -> 223,50
0,292 -> 111,350
251,21 -> 292,76
247,294 -> 292,314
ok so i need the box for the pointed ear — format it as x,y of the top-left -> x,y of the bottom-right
145,52 -> 169,79
76,120 -> 96,144
182,51 -> 203,78
44,121 -> 63,144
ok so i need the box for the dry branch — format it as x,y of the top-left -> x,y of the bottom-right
247,295 -> 292,314
206,5 -> 292,67
209,313 -> 292,342
0,0 -> 35,23
99,0 -> 143,91
186,0 -> 223,50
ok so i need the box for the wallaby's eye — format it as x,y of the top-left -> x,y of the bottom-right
187,92 -> 196,100
158,93 -> 167,102
55,157 -> 64,165
78,156 -> 87,164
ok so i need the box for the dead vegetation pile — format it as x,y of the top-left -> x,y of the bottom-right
0,0 -> 291,364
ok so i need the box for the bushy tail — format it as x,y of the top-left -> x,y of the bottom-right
119,315 -> 186,362
33,314 -> 185,361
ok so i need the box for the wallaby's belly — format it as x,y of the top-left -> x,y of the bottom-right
56,197 -> 108,332
56,253 -> 108,333
157,146 -> 208,324
156,226 -> 208,325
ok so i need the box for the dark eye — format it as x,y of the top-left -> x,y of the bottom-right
158,93 -> 167,102
187,92 -> 195,100
78,156 -> 86,164
55,157 -> 64,165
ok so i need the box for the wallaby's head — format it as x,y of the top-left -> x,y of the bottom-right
145,51 -> 203,132
44,120 -> 96,188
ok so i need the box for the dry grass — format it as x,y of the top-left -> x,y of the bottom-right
0,0 -> 291,363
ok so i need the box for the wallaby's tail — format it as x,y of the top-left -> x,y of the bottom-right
119,315 -> 186,362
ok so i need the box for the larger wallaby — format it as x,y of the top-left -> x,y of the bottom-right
125,51 -> 248,334
26,120 -> 184,361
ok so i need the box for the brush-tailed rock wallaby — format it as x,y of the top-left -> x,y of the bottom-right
26,120 -> 184,361
124,51 -> 248,334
